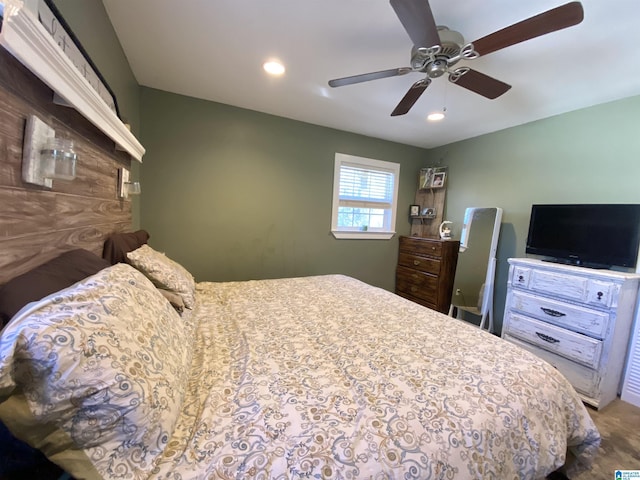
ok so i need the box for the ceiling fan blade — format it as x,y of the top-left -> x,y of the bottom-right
449,68 -> 511,99
390,0 -> 441,48
329,67 -> 411,88
391,79 -> 431,116
471,2 -> 584,57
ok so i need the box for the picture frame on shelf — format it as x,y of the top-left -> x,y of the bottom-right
409,205 -> 420,217
432,171 -> 446,188
419,166 -> 447,189
422,207 -> 436,218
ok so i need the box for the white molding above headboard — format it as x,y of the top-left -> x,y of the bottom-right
0,0 -> 145,162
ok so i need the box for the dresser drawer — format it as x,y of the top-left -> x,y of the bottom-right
523,269 -> 616,308
504,334 -> 599,397
399,236 -> 442,257
396,291 -> 436,311
397,252 -> 441,275
528,269 -> 588,301
508,290 -> 610,339
503,312 -> 603,369
396,266 -> 438,304
511,265 -> 532,288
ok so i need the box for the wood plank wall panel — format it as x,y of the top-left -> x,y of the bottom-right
0,47 -> 134,284
410,187 -> 447,238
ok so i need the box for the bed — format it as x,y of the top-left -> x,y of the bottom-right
0,232 -> 600,480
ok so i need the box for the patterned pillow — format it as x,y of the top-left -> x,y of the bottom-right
127,244 -> 196,309
0,263 -> 192,480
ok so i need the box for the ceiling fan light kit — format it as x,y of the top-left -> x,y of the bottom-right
328,1 -> 584,117
263,60 -> 285,76
427,111 -> 445,122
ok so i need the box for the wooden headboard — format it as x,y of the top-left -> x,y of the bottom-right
0,48 -> 134,284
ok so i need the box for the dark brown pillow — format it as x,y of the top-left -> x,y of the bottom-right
0,249 -> 110,326
102,229 -> 150,265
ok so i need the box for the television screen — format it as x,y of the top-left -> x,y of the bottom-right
526,204 -> 640,269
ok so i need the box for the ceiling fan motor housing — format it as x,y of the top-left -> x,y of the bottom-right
411,26 -> 465,76
436,26 -> 465,57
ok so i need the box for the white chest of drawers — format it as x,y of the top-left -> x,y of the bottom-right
502,258 -> 640,409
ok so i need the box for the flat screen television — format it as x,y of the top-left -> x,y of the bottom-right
526,204 -> 640,269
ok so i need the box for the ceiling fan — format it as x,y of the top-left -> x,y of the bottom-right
328,1 -> 584,116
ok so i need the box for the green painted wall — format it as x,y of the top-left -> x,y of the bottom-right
427,95 -> 640,333
139,88 -> 427,290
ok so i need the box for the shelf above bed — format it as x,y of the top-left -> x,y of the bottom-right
0,0 -> 145,162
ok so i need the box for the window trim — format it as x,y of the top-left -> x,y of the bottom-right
330,153 -> 400,240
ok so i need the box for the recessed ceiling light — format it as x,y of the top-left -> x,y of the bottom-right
263,61 -> 285,76
427,112 -> 445,121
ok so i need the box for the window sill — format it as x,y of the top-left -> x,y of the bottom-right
331,231 -> 396,240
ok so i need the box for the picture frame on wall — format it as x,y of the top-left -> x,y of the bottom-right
409,205 -> 420,217
432,172 -> 446,188
419,166 -> 447,189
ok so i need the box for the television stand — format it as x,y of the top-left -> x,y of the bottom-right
502,258 -> 640,409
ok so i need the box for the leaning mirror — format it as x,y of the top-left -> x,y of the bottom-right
449,207 -> 503,332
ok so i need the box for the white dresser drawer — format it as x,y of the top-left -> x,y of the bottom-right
526,269 -> 616,308
508,290 -> 610,339
504,334 -> 599,397
512,266 -> 531,288
585,279 -> 616,308
528,269 -> 587,302
503,313 -> 603,369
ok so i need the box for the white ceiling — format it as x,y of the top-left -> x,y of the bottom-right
103,0 -> 640,149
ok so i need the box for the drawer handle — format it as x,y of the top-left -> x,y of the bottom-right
540,307 -> 566,318
413,260 -> 421,266
410,286 -> 418,293
536,332 -> 560,344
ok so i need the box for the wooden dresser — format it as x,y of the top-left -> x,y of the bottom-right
502,258 -> 640,409
395,236 -> 459,313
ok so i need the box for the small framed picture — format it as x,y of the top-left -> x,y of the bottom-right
409,205 -> 420,217
431,171 -> 446,188
422,207 -> 436,217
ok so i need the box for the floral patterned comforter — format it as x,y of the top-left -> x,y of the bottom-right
153,274 -> 600,479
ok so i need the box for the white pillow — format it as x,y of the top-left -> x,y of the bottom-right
127,244 -> 196,309
0,263 -> 191,479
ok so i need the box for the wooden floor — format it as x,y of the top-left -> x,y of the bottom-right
572,398 -> 640,479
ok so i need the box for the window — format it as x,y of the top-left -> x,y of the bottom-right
331,153 -> 400,239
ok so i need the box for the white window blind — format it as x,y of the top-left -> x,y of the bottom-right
331,153 -> 399,240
